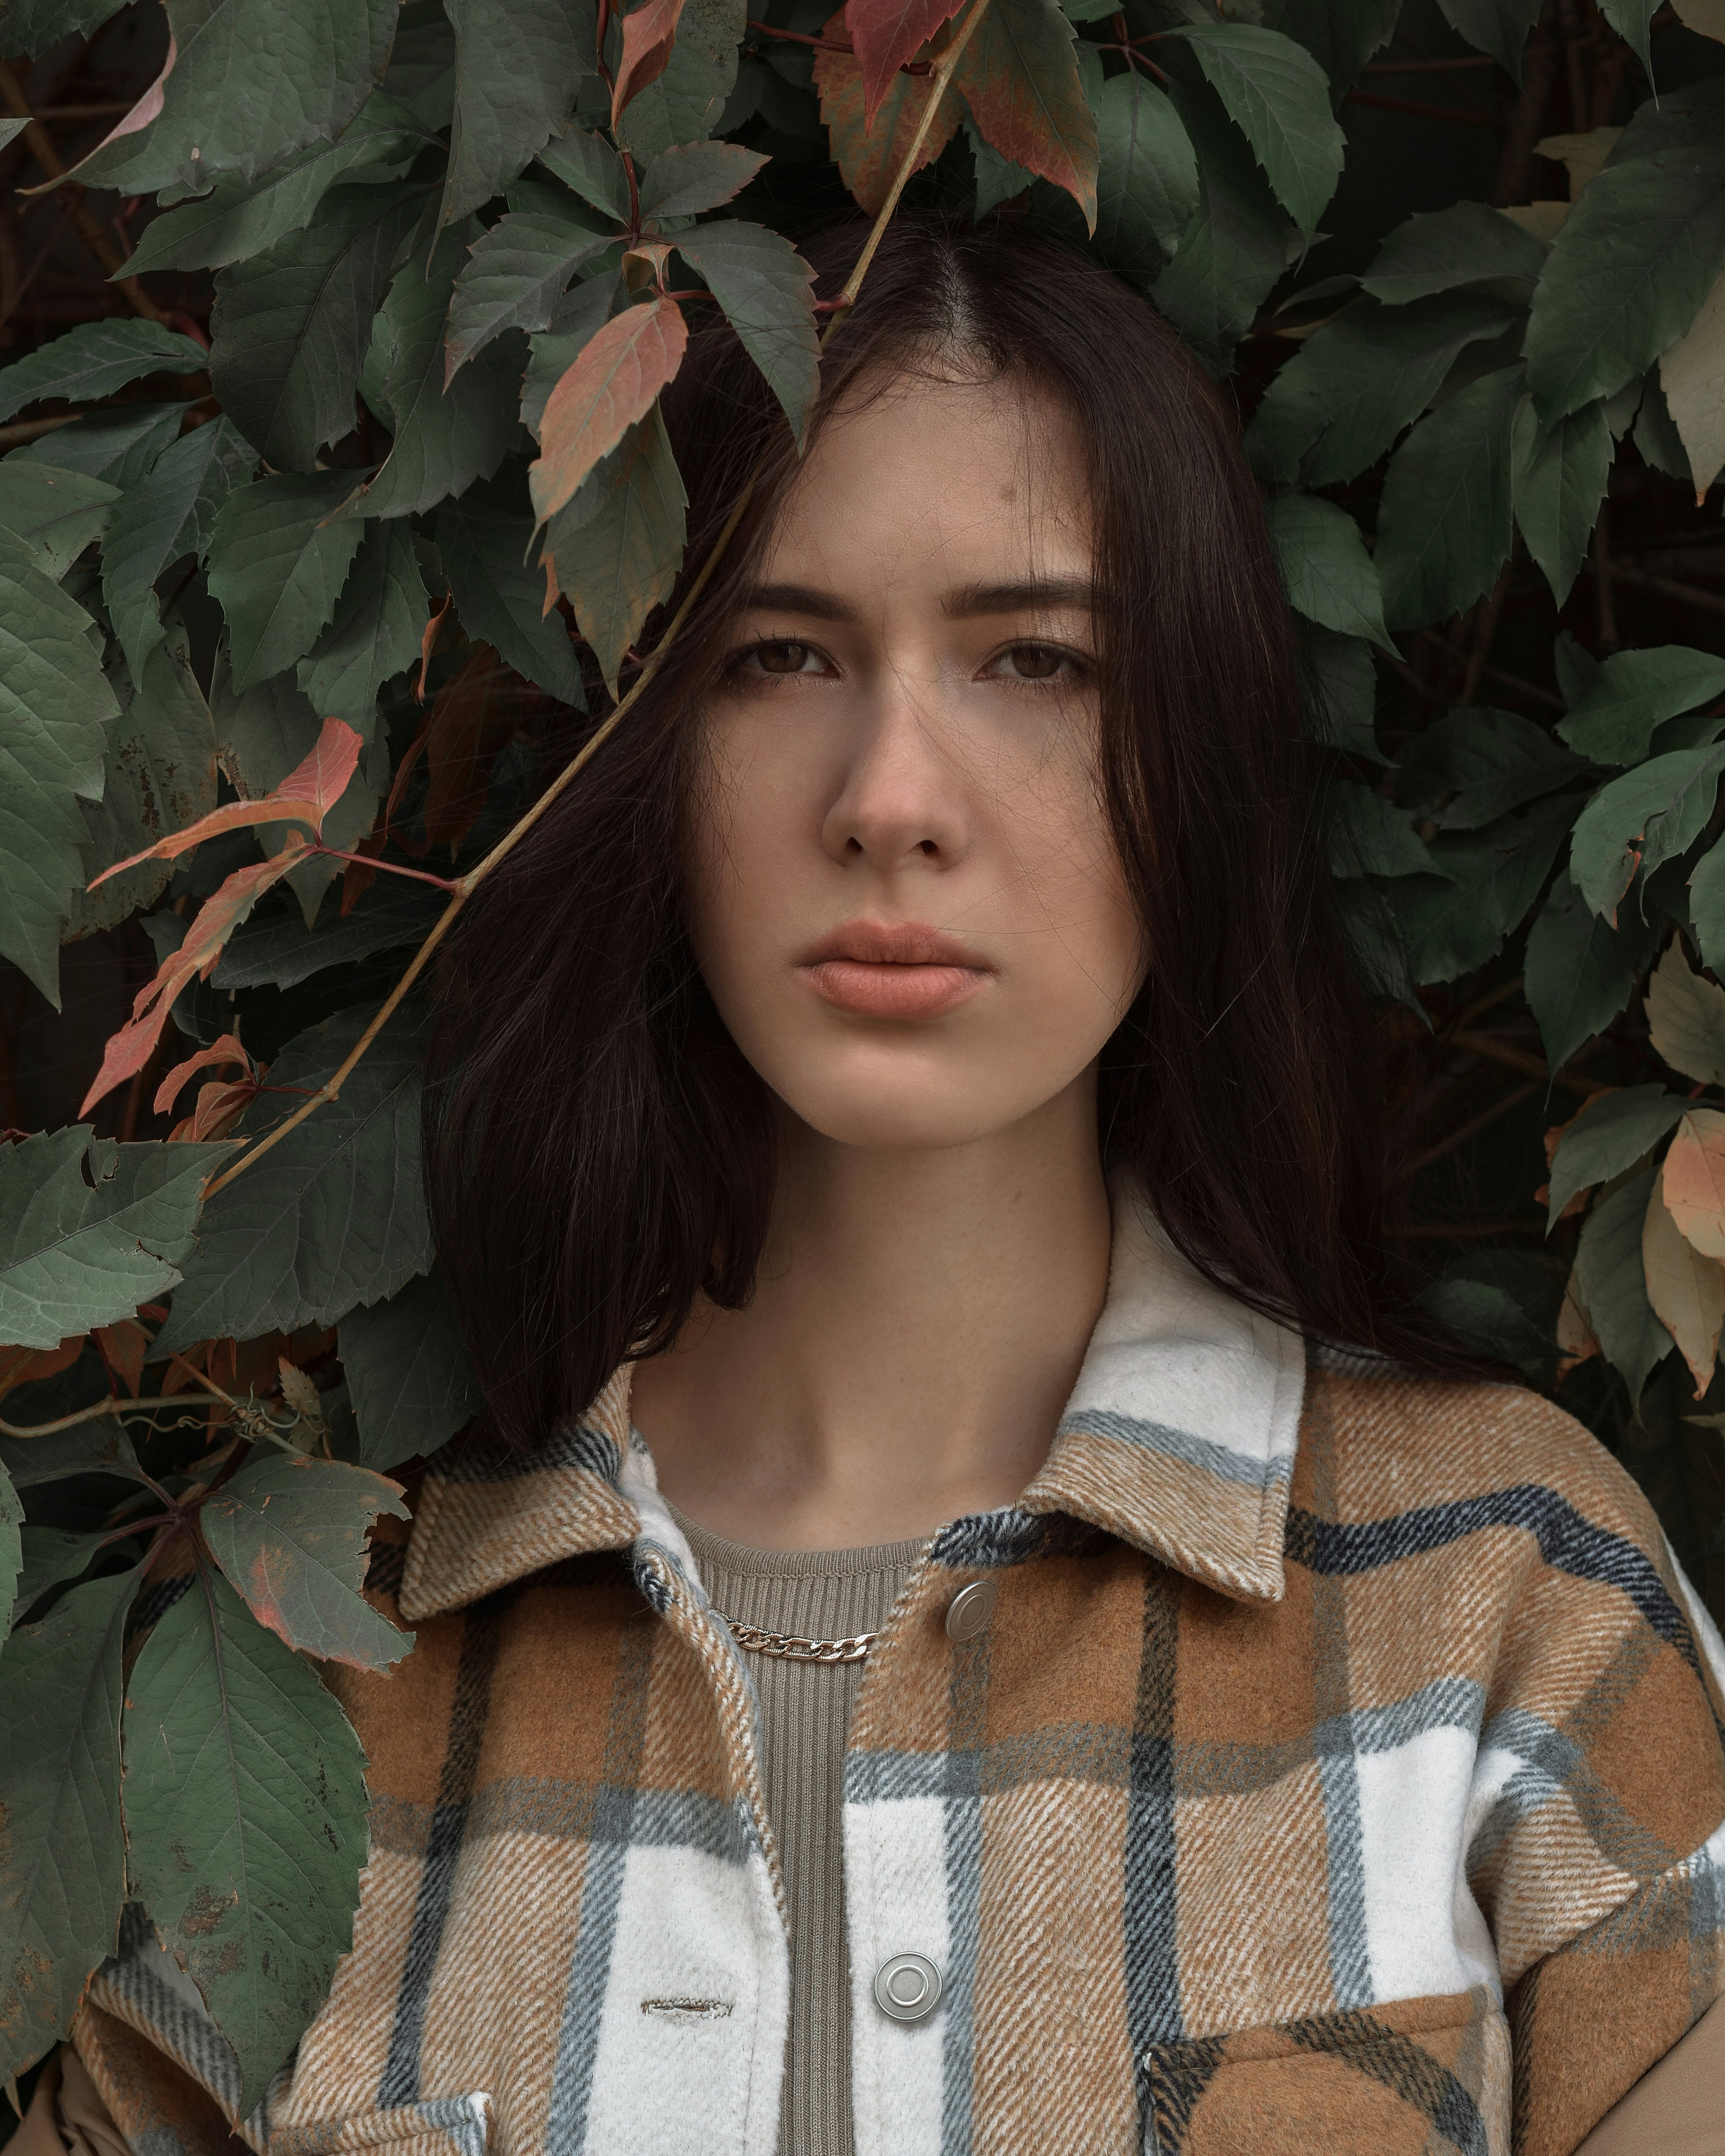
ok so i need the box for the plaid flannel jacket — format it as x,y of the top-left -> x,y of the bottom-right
73,1196 -> 1725,2156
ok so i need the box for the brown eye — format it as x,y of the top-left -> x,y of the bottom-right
1001,644 -> 1064,680
756,641 -> 812,674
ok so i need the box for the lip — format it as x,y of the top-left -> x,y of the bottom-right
797,919 -> 992,1019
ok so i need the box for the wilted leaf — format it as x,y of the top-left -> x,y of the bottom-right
1172,22 -> 1342,235
1662,1107 -> 1725,1261
436,473 -> 584,704
543,403 -> 688,690
1643,1164 -> 1724,1392
614,0 -> 692,123
1524,867 -> 1658,1073
154,1004 -> 435,1351
100,417 -> 255,687
0,462 -> 118,581
530,298 -> 688,526
1359,201 -> 1548,305
0,1567 -> 134,2084
123,1567 -> 370,2112
441,0 -> 597,227
1646,937 -> 1725,1087
950,0 -> 1099,227
1659,262 -> 1725,501
0,320 -> 208,427
0,520 -> 122,1006
814,9 -> 966,214
200,1454 -> 412,1667
1569,743 -> 1725,922
1556,644 -> 1725,766
1091,72 -> 1197,278
445,205 -> 615,380
1510,395 -> 1612,610
297,523 -> 429,718
339,1266 -> 484,1469
1396,706 -> 1583,829
675,223 -> 819,445
1574,1164 -> 1672,1398
846,0 -> 967,122
209,181 -> 428,475
1265,494 -> 1393,653
1547,1085 -> 1688,1222
207,474 -> 368,691
1375,365 -> 1521,630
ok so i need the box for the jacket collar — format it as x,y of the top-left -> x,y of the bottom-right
399,1181 -> 1305,1623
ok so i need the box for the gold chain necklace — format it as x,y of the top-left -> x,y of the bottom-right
715,1613 -> 878,1664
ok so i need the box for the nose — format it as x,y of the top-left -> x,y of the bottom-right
819,676 -> 970,874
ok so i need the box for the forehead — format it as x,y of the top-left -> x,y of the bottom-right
754,368 -> 1093,592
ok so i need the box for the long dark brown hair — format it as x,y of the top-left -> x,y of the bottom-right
424,210 -> 1444,1453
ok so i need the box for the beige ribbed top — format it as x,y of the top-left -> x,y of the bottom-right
668,1507 -> 925,2156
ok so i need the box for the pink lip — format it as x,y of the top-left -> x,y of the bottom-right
797,920 -> 992,1018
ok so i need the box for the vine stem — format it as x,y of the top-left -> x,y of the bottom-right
198,0 -> 996,1204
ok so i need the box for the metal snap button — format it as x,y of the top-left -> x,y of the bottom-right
944,1578 -> 997,1643
873,1952 -> 943,2022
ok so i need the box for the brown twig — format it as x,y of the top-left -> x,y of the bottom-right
1490,25 -> 1558,206
1460,560 -> 1515,705
1343,90 -> 1501,127
1405,1081 -> 1540,1178
1589,561 -> 1725,620
1450,1029 -> 1601,1096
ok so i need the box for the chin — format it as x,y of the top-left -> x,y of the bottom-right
769,1067 -> 1048,1153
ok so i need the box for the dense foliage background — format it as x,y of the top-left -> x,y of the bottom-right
1,0 -> 1724,2130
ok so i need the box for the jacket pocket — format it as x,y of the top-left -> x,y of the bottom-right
1139,1990 -> 1509,2156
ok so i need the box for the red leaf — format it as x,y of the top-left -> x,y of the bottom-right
845,0 -> 968,124
0,1336 -> 86,1406
94,1319 -> 149,1395
423,645 -> 536,855
154,1033 -> 255,1119
949,0 -> 1098,228
529,298 -> 689,526
80,843 -> 310,1117
813,8 -> 964,215
612,0 -> 689,125
88,716 -> 363,888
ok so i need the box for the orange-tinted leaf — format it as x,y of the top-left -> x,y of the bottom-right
1644,1164 -> 1725,1394
612,0 -> 690,125
528,298 -> 689,526
424,645 -> 535,854
1556,1265 -> 1599,1376
169,1079 -> 260,1144
88,716 -> 363,888
1663,1106 -> 1725,1260
814,8 -> 964,214
80,843 -> 309,1117
94,1319 -> 150,1395
846,0 -> 968,122
950,0 -> 1098,228
154,1033 -> 255,1119
0,1336 -> 85,1406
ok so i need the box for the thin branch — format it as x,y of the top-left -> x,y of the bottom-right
1343,89 -> 1501,127
0,1392 -> 221,1439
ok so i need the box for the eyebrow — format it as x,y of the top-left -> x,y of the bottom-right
737,577 -> 1097,622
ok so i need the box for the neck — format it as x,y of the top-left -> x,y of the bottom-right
629,1074 -> 1113,1549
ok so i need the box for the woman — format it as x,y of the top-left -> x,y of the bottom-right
43,214 -> 1725,2156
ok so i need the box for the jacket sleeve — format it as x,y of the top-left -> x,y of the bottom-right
69,2001 -> 251,2156
1572,1990 -> 1725,2155
1468,1422 -> 1725,2156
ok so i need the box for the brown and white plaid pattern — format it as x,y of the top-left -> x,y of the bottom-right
72,1197 -> 1725,2156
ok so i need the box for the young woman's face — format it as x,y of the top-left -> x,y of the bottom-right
687,367 -> 1146,1152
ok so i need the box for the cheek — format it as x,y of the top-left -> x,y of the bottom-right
1001,760 -> 1146,1011
682,727 -> 804,988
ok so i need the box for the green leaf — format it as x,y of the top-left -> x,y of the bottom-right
1375,365 -> 1521,631
1331,876 -> 1415,1004
213,879 -> 442,990
0,462 -> 118,581
1265,493 -> 1393,653
1634,371 -> 1694,487
0,1568 -> 134,2084
1420,1266 -> 1554,1379
1246,289 -> 1522,487
441,0 -> 598,228
339,1266 -> 485,1468
0,1128 -> 230,1349
436,470 -> 584,703
1524,868 -> 1658,1072
0,1466 -> 19,1639
1574,1165 -> 1671,1398
444,205 -> 615,380
207,473 -> 368,693
100,417 -> 255,686
332,222 -> 525,524
1510,395 -> 1612,609
1549,1084 -> 1689,1221
949,0 -> 1100,226
543,402 -> 687,693
1599,0 -> 1658,81
1153,73 -> 1293,378
155,1005 -> 434,1353
1555,645 -> 1725,766
1435,0 -> 1540,82
60,0 -> 398,194
0,521 -> 122,1004
1173,23 -> 1343,233
209,180 -> 428,474
1092,72 -> 1198,277
640,139 -> 769,217
1360,201 -> 1548,306
1,0 -> 126,58
617,0 -> 748,162
63,618 -> 220,940
210,647 -> 323,800
1689,834 -> 1725,975
4,403 -> 189,491
1386,793 -> 1575,983
0,320 -> 208,427
123,1567 -> 370,2113
118,94 -> 431,277
522,272 -> 624,436
1327,782 -> 1438,877
537,129 -> 635,223
1553,628 -> 1597,711
1396,706 -> 1583,829
200,1454 -> 412,1668
674,222 -> 820,446
1302,623 -> 1383,760
11,1525 -> 106,1631
384,0 -> 460,127
1570,743 -> 1725,920
1272,0 -> 1402,101
296,522 -> 429,717
1524,102 -> 1725,424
